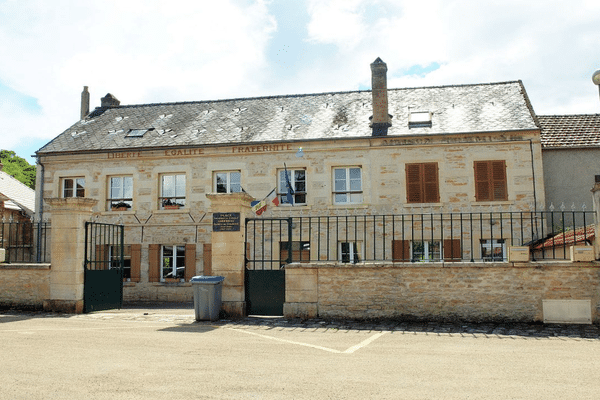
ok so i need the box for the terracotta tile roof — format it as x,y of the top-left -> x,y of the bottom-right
37,81 -> 539,155
538,114 -> 600,148
534,224 -> 595,249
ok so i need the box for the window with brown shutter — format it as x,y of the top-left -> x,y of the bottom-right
130,244 -> 141,282
392,240 -> 411,261
148,244 -> 160,282
203,244 -> 212,276
443,239 -> 461,262
185,244 -> 196,281
406,162 -> 439,203
474,160 -> 507,201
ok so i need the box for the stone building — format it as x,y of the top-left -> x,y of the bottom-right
35,59 -> 544,302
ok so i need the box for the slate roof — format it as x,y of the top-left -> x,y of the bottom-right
37,81 -> 539,155
0,171 -> 35,215
538,114 -> 600,148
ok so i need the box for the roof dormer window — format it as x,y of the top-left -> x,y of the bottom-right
126,128 -> 153,137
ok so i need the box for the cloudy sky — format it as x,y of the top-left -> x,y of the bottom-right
1,0 -> 599,164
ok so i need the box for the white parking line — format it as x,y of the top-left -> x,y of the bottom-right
226,327 -> 387,354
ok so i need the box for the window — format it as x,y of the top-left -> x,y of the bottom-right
333,167 -> 362,204
406,163 -> 439,203
62,177 -> 85,198
474,160 -> 507,201
280,241 -> 310,266
481,239 -> 506,261
411,241 -> 441,262
107,176 -> 133,210
109,245 -> 132,280
161,245 -> 186,281
215,171 -> 241,193
339,241 -> 361,263
160,174 -> 186,209
408,111 -> 432,128
278,169 -> 306,205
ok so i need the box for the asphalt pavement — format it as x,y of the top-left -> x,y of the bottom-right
2,304 -> 600,399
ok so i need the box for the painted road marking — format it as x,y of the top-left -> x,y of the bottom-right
226,327 -> 387,354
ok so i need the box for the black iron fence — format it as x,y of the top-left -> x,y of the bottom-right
0,220 -> 51,263
246,210 -> 596,269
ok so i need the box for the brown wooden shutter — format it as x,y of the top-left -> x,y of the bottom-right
148,244 -> 160,282
491,160 -> 507,200
423,163 -> 439,203
392,240 -> 410,261
185,244 -> 196,281
203,244 -> 212,276
406,164 -> 423,203
443,239 -> 461,262
130,244 -> 141,282
474,160 -> 507,201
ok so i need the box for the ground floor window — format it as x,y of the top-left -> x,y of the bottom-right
411,240 -> 441,262
339,241 -> 361,263
161,245 -> 186,281
481,239 -> 506,261
109,245 -> 132,280
280,241 -> 310,267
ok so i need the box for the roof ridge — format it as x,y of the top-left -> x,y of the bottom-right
89,81 -> 524,111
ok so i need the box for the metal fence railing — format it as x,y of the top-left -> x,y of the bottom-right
245,211 -> 596,269
0,220 -> 51,263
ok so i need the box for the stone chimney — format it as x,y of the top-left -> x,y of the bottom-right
369,57 -> 392,136
101,93 -> 120,108
80,86 -> 90,120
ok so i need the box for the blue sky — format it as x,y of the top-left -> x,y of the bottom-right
1,0 -> 599,164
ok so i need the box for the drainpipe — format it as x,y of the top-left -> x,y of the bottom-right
36,156 -> 45,262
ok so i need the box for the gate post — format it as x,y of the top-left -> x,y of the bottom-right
43,197 -> 97,313
206,192 -> 254,317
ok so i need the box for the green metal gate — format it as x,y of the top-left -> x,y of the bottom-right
84,222 -> 125,313
245,218 -> 291,316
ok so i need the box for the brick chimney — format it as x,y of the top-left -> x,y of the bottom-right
370,57 -> 392,136
101,93 -> 120,108
80,86 -> 90,120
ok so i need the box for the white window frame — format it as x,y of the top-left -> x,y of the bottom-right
214,171 -> 241,193
339,241 -> 362,264
333,167 -> 362,205
411,240 -> 441,262
107,176 -> 133,210
160,173 -> 186,209
62,177 -> 85,198
278,168 -> 306,205
480,239 -> 506,261
161,245 -> 186,282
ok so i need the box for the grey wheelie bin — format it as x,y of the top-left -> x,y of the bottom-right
190,276 -> 225,321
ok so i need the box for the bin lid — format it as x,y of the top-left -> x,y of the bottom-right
190,275 -> 225,284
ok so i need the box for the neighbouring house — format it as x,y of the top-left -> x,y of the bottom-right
532,224 -> 595,260
34,58 -> 545,302
539,114 -> 600,212
0,164 -> 36,262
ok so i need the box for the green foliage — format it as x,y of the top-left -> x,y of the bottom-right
0,150 -> 36,189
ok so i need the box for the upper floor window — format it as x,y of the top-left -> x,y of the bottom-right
474,160 -> 507,201
333,167 -> 362,204
160,174 -> 186,209
62,177 -> 85,198
278,168 -> 306,205
406,162 -> 439,203
108,176 -> 133,210
215,171 -> 241,193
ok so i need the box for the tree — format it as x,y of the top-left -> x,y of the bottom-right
0,150 -> 36,189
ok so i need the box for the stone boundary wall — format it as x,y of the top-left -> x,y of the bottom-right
284,262 -> 600,323
0,264 -> 51,309
123,282 -> 193,302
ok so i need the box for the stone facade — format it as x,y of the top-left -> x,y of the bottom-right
284,262 -> 600,323
0,264 -> 50,309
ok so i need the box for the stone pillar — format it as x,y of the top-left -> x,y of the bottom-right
206,192 -> 254,317
43,198 -> 97,313
591,181 -> 600,260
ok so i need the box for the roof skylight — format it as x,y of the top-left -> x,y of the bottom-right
409,111 -> 432,128
126,129 -> 151,137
